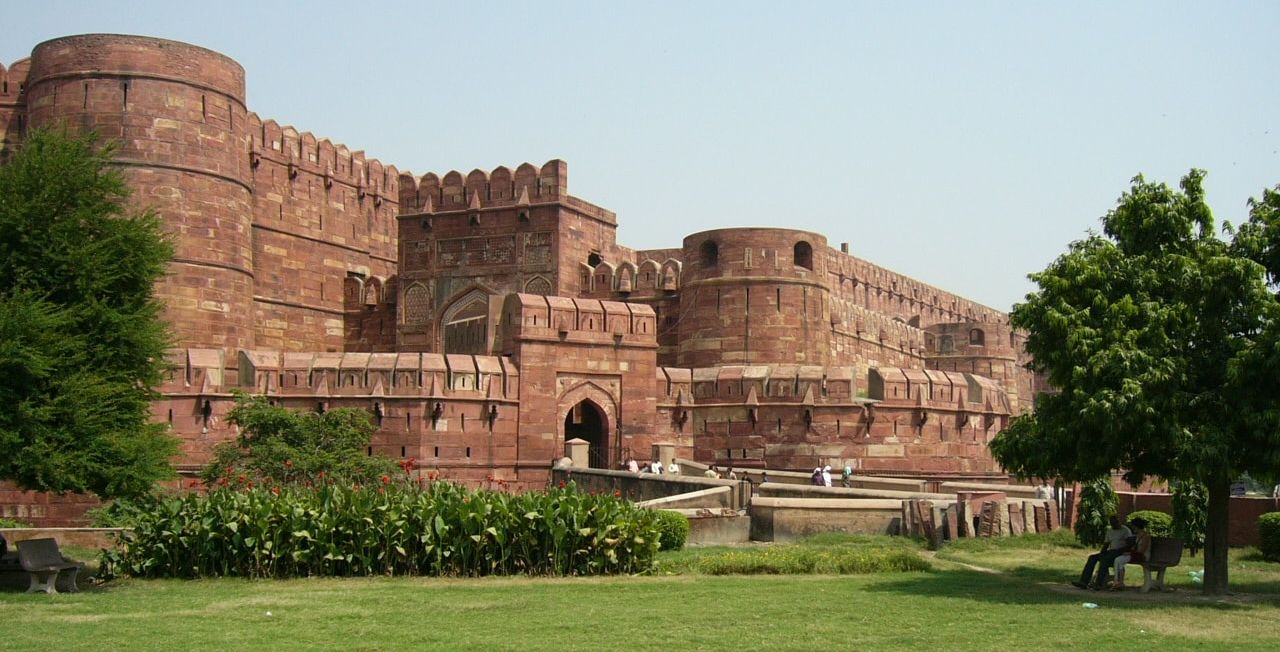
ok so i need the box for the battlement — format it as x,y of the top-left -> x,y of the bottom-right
247,113 -> 401,204
503,293 -> 657,347
654,362 -> 1008,415
828,245 -> 1007,326
829,295 -> 928,356
399,160 -> 577,214
160,348 -> 520,400
869,367 -> 1010,414
584,256 -> 682,296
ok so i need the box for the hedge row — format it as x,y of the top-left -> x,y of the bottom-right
101,480 -> 664,579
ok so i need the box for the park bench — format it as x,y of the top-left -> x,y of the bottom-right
1137,536 -> 1183,593
16,538 -> 85,594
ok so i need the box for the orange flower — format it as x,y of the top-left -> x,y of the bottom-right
381,474 -> 391,485
270,486 -> 280,495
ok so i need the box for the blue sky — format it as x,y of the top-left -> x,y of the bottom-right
4,1 -> 1277,311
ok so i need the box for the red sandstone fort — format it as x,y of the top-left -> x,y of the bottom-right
0,35 -> 1047,520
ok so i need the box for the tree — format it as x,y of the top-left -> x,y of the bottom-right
201,392 -> 399,487
991,170 -> 1280,595
0,128 -> 177,498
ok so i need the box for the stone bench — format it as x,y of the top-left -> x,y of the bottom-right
1137,537 -> 1183,593
14,538 -> 85,594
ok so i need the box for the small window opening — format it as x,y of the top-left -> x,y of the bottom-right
794,241 -> 813,270
700,240 -> 719,266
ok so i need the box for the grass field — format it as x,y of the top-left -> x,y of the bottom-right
5,534 -> 1280,651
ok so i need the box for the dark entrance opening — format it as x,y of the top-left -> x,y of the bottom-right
564,400 -> 608,469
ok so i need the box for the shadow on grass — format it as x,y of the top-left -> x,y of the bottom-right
862,566 -> 1277,611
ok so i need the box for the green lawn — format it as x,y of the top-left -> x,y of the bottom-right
5,535 -> 1280,651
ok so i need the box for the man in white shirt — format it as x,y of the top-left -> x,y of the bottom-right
650,460 -> 663,474
667,459 -> 680,475
1072,515 -> 1132,589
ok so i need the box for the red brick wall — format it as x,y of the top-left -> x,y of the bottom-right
247,115 -> 398,352
25,34 -> 258,354
677,228 -> 834,367
1115,491 -> 1280,547
0,58 -> 29,162
0,482 -> 99,528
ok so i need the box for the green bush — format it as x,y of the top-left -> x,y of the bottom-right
652,509 -> 690,551
1127,510 -> 1173,538
1074,477 -> 1118,547
1259,512 -> 1280,562
100,480 -> 662,579
0,517 -> 31,528
696,546 -> 930,575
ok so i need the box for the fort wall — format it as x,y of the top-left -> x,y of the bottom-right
0,33 -> 1049,527
246,114 -> 400,352
24,34 -> 257,353
0,59 -> 31,162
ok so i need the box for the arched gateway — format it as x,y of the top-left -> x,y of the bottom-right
563,399 -> 609,469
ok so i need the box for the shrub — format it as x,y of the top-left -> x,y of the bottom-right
201,392 -> 398,487
100,480 -> 662,579
696,546 -> 930,575
1127,510 -> 1173,538
0,517 -> 31,528
1074,477 -> 1118,548
86,491 -> 165,528
1259,512 -> 1280,562
652,509 -> 690,551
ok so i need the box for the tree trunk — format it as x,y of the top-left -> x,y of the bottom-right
1202,478 -> 1231,595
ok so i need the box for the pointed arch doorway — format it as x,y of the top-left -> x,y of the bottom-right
564,400 -> 609,469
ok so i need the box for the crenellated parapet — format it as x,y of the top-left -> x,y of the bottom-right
502,293 -> 657,349
399,160 -> 569,215
247,114 -> 400,205
161,348 -> 521,401
827,245 -> 1007,326
828,295 -> 929,358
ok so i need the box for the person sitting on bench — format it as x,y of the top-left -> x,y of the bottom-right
1111,517 -> 1152,590
1072,515 -> 1131,589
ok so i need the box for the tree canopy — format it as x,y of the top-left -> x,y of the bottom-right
991,170 -> 1280,594
201,392 -> 400,488
0,128 -> 177,498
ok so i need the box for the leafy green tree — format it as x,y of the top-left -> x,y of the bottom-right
0,128 -> 177,498
201,392 -> 399,487
1073,477 -> 1118,548
991,171 -> 1280,595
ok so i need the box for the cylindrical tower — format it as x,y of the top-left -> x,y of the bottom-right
25,34 -> 255,352
677,228 -> 832,367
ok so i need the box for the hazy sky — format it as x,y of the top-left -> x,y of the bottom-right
4,1 -> 1277,311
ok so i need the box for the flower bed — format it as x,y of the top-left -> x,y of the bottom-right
101,480 -> 662,579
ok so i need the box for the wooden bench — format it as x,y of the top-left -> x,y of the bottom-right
1137,536 -> 1183,593
16,538 -> 85,594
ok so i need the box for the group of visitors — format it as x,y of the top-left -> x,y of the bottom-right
702,464 -> 738,480
625,457 -> 682,475
809,464 -> 855,487
1072,514 -> 1152,591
